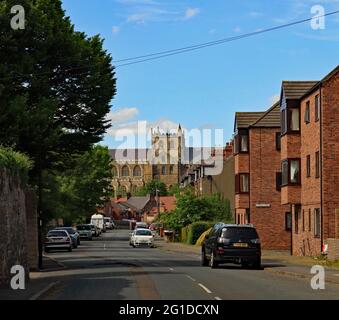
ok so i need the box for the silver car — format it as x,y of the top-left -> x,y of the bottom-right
44,230 -> 73,253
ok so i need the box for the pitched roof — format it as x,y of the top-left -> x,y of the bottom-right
282,81 -> 318,100
123,196 -> 152,211
250,101 -> 280,128
234,112 -> 265,130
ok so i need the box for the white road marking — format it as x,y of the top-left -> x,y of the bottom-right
198,283 -> 212,294
169,267 -> 174,271
214,296 -> 222,300
186,275 -> 196,282
29,281 -> 59,300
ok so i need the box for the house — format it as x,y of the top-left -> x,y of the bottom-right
233,102 -> 291,250
279,65 -> 339,256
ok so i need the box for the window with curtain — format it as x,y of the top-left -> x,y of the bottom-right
290,108 -> 300,131
122,166 -> 130,177
290,159 -> 300,184
133,166 -> 141,177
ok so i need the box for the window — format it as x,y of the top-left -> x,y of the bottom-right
308,209 -> 312,232
276,172 -> 282,191
315,94 -> 320,121
289,108 -> 300,131
234,130 -> 249,154
112,166 -> 118,177
295,205 -> 301,234
246,209 -> 250,224
121,165 -> 130,177
285,212 -> 292,231
290,159 -> 300,184
133,165 -> 141,177
282,159 -> 301,186
302,210 -> 305,232
276,132 -> 281,151
281,109 -> 287,134
161,165 -> 166,175
169,165 -> 174,174
235,173 -> 249,193
314,208 -> 321,237
304,101 -> 310,123
315,151 -> 320,178
306,155 -> 311,178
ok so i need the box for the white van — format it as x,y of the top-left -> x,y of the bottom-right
90,214 -> 106,233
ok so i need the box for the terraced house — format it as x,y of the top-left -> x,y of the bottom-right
233,103 -> 291,250
280,65 -> 339,256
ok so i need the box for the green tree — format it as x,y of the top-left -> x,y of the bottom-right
136,180 -> 168,196
45,145 -> 113,224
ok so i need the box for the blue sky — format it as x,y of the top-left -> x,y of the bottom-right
62,0 -> 339,148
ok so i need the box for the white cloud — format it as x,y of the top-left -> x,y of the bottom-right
184,7 -> 200,20
233,26 -> 241,33
249,11 -> 263,17
209,28 -> 216,34
106,108 -> 139,124
269,94 -> 280,105
112,26 -> 121,34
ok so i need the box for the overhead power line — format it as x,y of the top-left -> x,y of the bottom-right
115,10 -> 339,67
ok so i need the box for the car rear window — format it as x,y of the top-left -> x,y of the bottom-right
48,231 -> 67,237
58,227 -> 75,234
77,225 -> 90,230
136,230 -> 152,236
221,227 -> 258,239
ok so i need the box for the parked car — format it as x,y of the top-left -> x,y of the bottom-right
55,227 -> 80,248
135,222 -> 148,229
130,228 -> 155,248
44,229 -> 73,253
202,223 -> 261,269
76,224 -> 93,240
89,224 -> 100,237
104,217 -> 114,230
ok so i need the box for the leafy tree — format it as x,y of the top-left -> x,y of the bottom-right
168,184 -> 180,196
42,145 -> 113,224
136,180 -> 168,196
158,188 -> 233,231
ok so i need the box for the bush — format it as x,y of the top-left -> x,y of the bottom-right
187,221 -> 214,245
180,225 -> 189,243
0,146 -> 32,184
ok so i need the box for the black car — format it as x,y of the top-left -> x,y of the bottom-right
202,223 -> 261,269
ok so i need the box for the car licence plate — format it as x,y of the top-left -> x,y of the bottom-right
233,243 -> 248,248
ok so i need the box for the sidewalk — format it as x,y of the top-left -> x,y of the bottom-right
157,240 -> 339,285
0,255 -> 64,300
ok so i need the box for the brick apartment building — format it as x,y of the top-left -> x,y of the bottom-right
233,103 -> 291,250
280,65 -> 339,256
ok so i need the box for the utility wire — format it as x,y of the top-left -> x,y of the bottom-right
115,10 -> 339,67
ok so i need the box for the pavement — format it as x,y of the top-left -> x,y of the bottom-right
0,229 -> 338,300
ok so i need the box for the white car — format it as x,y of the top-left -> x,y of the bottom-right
130,228 -> 155,248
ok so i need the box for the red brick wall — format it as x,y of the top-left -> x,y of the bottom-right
322,71 -> 339,241
249,128 -> 291,249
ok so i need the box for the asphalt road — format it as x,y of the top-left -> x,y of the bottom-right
38,229 -> 339,300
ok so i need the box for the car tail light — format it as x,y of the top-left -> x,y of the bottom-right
250,239 -> 261,244
217,237 -> 230,244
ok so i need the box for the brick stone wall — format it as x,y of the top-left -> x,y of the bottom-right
0,169 -> 29,286
25,190 -> 38,271
249,128 -> 291,249
327,238 -> 339,261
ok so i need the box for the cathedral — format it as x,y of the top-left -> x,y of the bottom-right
110,125 -> 184,198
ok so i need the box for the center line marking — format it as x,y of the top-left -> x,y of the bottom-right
198,283 -> 212,294
215,296 -> 222,300
186,275 -> 196,282
169,267 -> 174,271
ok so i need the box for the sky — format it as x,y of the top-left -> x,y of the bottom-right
62,0 -> 339,149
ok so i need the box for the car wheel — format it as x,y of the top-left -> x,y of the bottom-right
77,239 -> 81,246
210,251 -> 218,269
45,248 -> 49,253
201,248 -> 209,266
252,257 -> 261,270
68,246 -> 72,252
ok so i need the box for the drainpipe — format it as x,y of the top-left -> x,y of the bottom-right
320,85 -> 324,254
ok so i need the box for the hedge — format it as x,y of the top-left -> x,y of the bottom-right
0,146 -> 32,183
186,221 -> 214,245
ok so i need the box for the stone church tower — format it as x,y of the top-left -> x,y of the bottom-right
150,125 -> 184,187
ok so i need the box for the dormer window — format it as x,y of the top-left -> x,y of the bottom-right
233,129 -> 249,154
